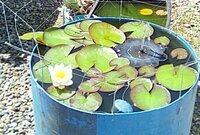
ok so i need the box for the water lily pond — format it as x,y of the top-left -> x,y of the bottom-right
22,18 -> 198,113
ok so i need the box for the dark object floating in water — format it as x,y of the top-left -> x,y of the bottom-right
116,39 -> 168,67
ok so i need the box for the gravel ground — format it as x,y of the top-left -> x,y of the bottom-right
0,0 -> 200,135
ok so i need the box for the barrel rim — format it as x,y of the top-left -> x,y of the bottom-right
29,17 -> 199,116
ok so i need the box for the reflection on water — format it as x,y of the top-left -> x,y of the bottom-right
94,1 -> 167,26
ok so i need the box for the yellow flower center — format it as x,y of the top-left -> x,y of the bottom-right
55,71 -> 66,79
139,8 -> 153,16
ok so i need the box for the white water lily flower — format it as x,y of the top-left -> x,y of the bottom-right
48,64 -> 73,89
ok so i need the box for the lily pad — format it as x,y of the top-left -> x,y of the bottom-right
156,64 -> 197,91
105,71 -> 126,85
33,60 -> 52,83
89,22 -> 126,47
64,24 -> 83,37
130,84 -> 171,110
80,20 -> 101,31
130,78 -> 153,91
170,48 -> 188,60
69,92 -> 102,112
76,45 -> 118,72
98,81 -> 124,92
114,99 -> 133,113
118,66 -> 138,81
76,39 -> 94,46
47,85 -> 75,100
79,80 -> 100,93
138,65 -> 156,77
19,32 -> 44,43
154,36 -> 170,46
44,45 -> 74,66
139,8 -> 153,16
82,32 -> 92,40
67,52 -> 79,69
120,22 -> 154,39
43,27 -> 81,47
109,57 -> 130,70
86,68 -> 103,78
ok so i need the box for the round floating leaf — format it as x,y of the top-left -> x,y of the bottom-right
67,52 -> 79,69
82,32 -> 92,40
156,64 -> 197,91
19,31 -> 43,40
47,85 -> 75,100
170,48 -> 188,60
76,45 -> 118,72
43,27 -> 81,47
79,80 -> 100,93
130,84 -> 171,110
80,20 -> 101,31
118,66 -> 138,81
98,81 -> 124,92
155,10 -> 167,16
69,92 -> 102,112
86,68 -> 103,78
114,99 -> 133,113
154,36 -> 170,46
89,22 -> 126,47
76,39 -> 94,46
109,57 -> 130,70
105,71 -> 126,85
120,22 -> 154,39
44,45 -> 74,66
138,65 -> 156,77
64,24 -> 83,37
33,60 -> 52,83
130,78 -> 153,91
139,8 -> 153,16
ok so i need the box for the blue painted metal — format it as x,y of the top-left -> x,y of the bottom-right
30,17 -> 199,135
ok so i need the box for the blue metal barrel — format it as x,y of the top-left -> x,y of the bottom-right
30,18 -> 199,135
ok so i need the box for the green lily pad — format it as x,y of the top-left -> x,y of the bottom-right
89,22 -> 126,47
105,71 -> 126,85
86,68 -> 103,78
130,78 -> 153,91
69,92 -> 102,112
154,36 -> 170,46
64,24 -> 83,37
47,85 -> 75,100
79,80 -> 100,93
120,22 -> 154,39
19,31 -> 43,40
76,45 -> 118,72
109,57 -> 130,70
156,64 -> 197,91
43,27 -> 81,47
33,60 -> 52,83
75,22 -> 81,29
138,65 -> 156,77
130,84 -> 171,110
80,20 -> 101,31
44,45 -> 74,66
98,81 -> 124,92
67,52 -> 79,69
76,39 -> 94,46
82,32 -> 92,40
118,66 -> 138,81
